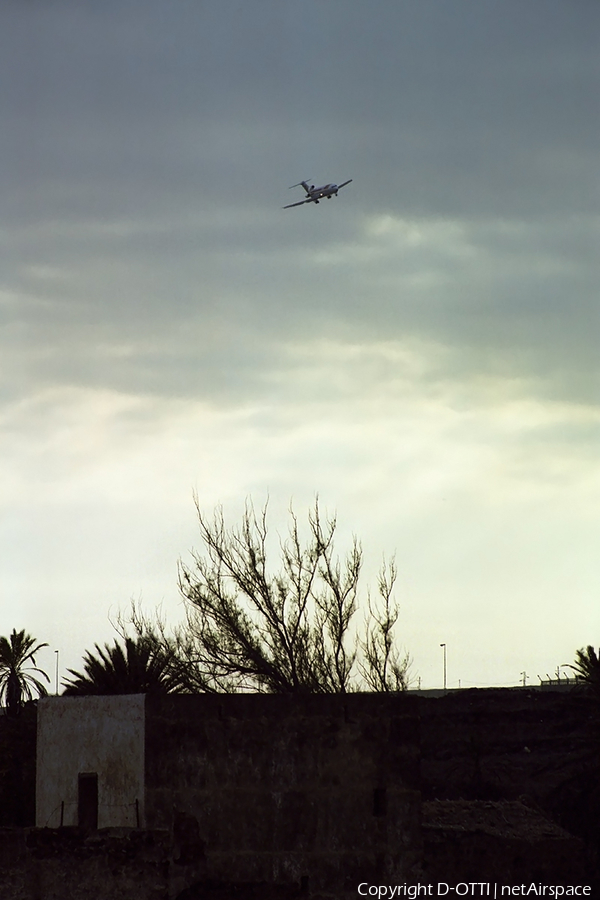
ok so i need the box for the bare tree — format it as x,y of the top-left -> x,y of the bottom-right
359,557 -> 411,692
163,496 -> 411,693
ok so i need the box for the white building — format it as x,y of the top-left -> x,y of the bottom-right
36,694 -> 145,829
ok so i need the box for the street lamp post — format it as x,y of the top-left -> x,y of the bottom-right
440,643 -> 447,691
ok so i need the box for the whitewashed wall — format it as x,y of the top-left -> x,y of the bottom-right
36,695 -> 145,829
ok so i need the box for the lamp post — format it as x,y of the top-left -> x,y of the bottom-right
559,664 -> 571,684
440,643 -> 447,691
55,650 -> 59,696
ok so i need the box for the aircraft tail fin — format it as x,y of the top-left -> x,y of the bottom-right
289,179 -> 312,192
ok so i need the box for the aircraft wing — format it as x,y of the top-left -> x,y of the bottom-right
283,199 -> 313,209
337,179 -> 353,189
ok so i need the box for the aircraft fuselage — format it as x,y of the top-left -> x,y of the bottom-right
283,178 -> 352,209
305,182 -> 339,201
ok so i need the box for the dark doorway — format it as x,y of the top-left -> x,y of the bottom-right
373,786 -> 387,817
78,773 -> 98,830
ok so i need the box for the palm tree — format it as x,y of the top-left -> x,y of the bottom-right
62,636 -> 185,695
0,629 -> 50,716
570,645 -> 600,694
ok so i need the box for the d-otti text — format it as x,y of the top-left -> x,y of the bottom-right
357,885 -> 592,899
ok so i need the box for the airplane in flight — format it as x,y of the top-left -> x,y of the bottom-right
283,178 -> 353,208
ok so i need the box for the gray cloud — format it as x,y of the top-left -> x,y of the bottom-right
2,0 -> 597,688
1,0 -> 598,416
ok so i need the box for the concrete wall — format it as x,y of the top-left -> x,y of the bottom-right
36,695 -> 145,829
144,694 -> 422,897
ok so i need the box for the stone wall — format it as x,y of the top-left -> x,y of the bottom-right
1,688 -> 596,896
417,688 -> 598,885
421,799 -> 589,884
0,827 -> 170,900
144,693 -> 422,898
0,704 -> 36,827
418,688 -> 592,805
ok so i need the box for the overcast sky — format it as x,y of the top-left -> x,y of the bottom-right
2,0 -> 599,690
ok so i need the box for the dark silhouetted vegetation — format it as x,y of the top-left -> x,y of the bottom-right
126,497 -> 411,694
62,636 -> 187,695
0,629 -> 50,716
569,645 -> 600,697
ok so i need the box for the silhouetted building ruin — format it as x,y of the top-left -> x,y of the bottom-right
0,687 -> 596,898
